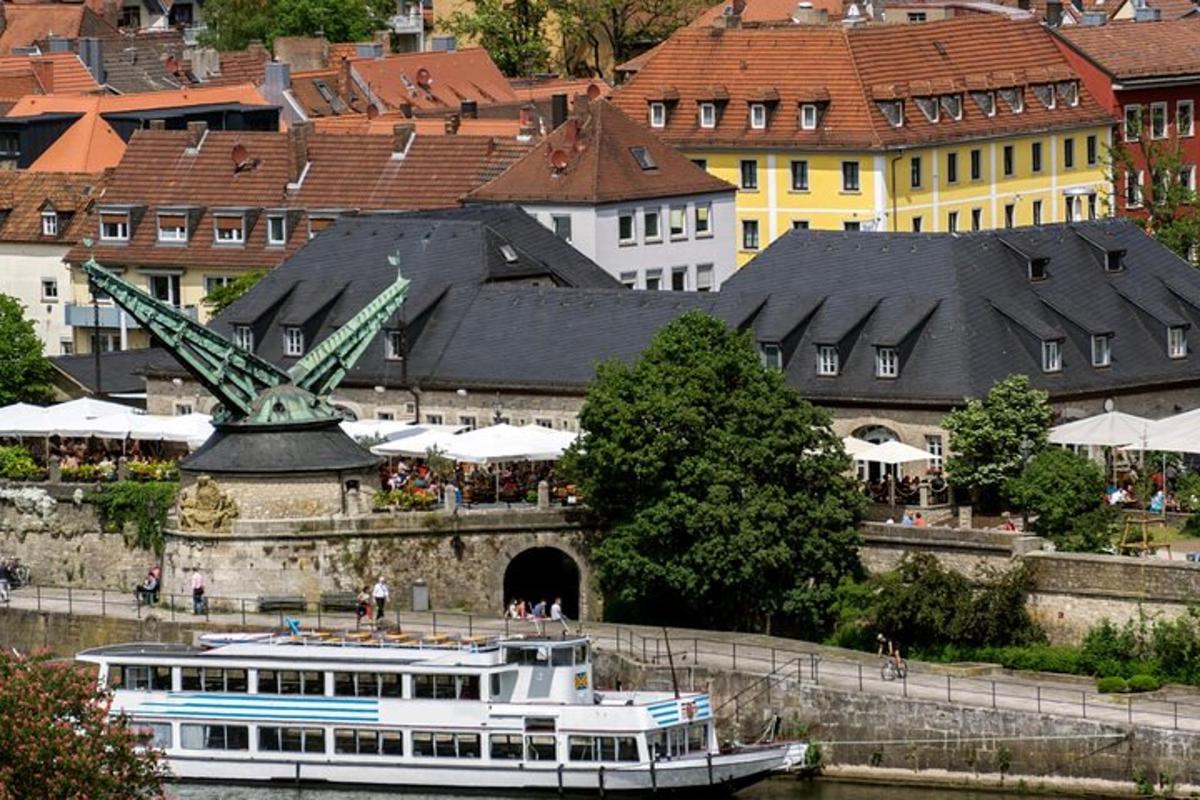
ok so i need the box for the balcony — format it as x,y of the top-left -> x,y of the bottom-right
65,303 -> 198,329
387,8 -> 423,35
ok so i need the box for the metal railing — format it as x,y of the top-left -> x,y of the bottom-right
9,585 -> 1200,734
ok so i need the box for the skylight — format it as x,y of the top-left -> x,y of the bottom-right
500,244 -> 519,263
630,146 -> 656,170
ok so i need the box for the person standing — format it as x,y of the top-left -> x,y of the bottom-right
550,597 -> 568,634
356,586 -> 372,628
0,559 -> 9,604
372,576 -> 390,624
190,570 -> 206,615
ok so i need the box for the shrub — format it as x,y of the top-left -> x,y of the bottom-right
1080,618 -> 1147,677
1006,448 -> 1110,551
0,445 -> 44,481
971,645 -> 1083,675
126,459 -> 179,482
1097,676 -> 1128,694
1128,674 -> 1161,693
61,462 -> 116,483
373,488 -> 438,511
1175,471 -> 1200,513
91,481 -> 178,555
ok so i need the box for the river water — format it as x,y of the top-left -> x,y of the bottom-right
167,779 -> 1028,800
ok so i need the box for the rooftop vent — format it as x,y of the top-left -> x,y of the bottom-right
1029,257 -> 1049,281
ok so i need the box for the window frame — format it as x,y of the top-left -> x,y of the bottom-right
40,278 -> 58,302
698,102 -> 716,129
40,210 -> 58,236
668,206 -> 687,240
234,325 -> 254,352
1150,101 -> 1168,140
1063,137 -> 1075,170
790,159 -> 809,192
284,327 -> 305,357
100,213 -> 130,242
643,209 -> 661,242
741,219 -> 759,250
1179,100 -> 1195,138
841,160 -> 860,192
816,345 -> 838,377
1091,334 -> 1111,368
551,214 -> 572,242
695,263 -> 714,292
1041,339 -> 1062,373
760,342 -> 782,371
1031,140 -> 1043,174
1002,144 -> 1014,177
749,103 -> 767,130
1087,134 -> 1098,166
739,159 -> 758,191
970,148 -> 982,181
694,203 -> 712,237
800,103 -> 818,131
874,346 -> 899,379
1126,170 -> 1144,208
910,155 -> 922,189
618,211 -> 636,244
1125,104 -> 1143,142
267,214 -> 287,246
649,101 -> 666,128
946,151 -> 958,184
1169,326 -> 1188,359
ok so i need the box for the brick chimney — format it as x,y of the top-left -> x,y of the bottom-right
30,59 -> 54,94
337,57 -> 353,106
287,121 -> 313,183
444,113 -> 460,134
185,120 -> 207,149
392,123 -> 415,156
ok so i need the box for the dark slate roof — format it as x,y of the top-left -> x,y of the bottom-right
51,348 -> 168,396
723,219 -> 1200,404
183,422 -> 380,473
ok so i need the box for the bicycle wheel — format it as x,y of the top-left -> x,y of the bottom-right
896,660 -> 908,680
880,662 -> 894,681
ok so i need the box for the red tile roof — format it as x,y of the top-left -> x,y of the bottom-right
690,0 -> 848,25
0,4 -> 117,55
467,97 -> 733,204
312,112 -> 523,137
207,44 -> 271,87
0,170 -> 102,244
508,75 -> 612,103
1056,19 -> 1200,80
350,48 -> 520,113
612,16 -> 1113,150
0,53 -> 102,95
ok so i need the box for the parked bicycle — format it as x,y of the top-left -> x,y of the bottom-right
2,557 -> 28,589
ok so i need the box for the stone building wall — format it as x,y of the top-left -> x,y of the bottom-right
179,470 -> 381,525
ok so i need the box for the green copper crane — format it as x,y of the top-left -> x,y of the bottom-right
81,256 -> 411,426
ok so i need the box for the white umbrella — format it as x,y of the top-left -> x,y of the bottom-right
1131,408 -> 1200,453
0,403 -> 49,436
842,436 -> 874,458
1049,411 -> 1152,448
443,423 -> 575,464
370,425 -> 465,458
340,418 -> 418,442
858,439 -> 932,465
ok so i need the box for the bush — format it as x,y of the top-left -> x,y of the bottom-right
61,462 -> 116,483
1175,471 -> 1200,513
1128,674 -> 1161,693
91,481 -> 178,555
1097,676 -> 1128,694
1006,448 -> 1109,551
970,645 -> 1083,675
373,488 -> 438,511
0,445 -> 44,481
126,459 -> 179,482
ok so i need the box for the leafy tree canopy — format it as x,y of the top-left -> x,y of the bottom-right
0,651 -> 165,799
1006,447 -> 1115,552
552,0 -> 710,78
203,270 -> 267,317
0,294 -> 55,406
943,374 -> 1052,508
1109,135 -> 1200,262
445,0 -> 551,76
564,311 -> 865,635
202,0 -> 392,50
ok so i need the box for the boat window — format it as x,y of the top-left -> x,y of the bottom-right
226,669 -> 248,692
259,669 -> 324,695
183,667 -> 245,692
573,643 -> 589,664
524,717 -> 556,732
489,671 -> 516,702
687,723 -> 706,753
413,731 -> 480,758
181,723 -> 249,751
258,726 -> 325,754
334,728 -> 404,756
551,647 -> 574,667
489,733 -> 524,760
131,720 -> 173,749
111,664 -> 172,691
505,646 -> 550,665
381,673 -> 401,697
568,735 -> 640,762
412,674 -> 479,700
525,735 -> 557,761
334,672 -> 397,697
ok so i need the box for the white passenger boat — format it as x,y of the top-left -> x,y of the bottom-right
77,631 -> 805,795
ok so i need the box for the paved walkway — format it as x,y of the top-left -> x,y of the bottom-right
6,585 -> 1200,736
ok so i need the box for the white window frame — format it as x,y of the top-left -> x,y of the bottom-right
645,269 -> 662,290
741,219 -> 759,250
760,343 -> 782,371
1169,326 -> 1187,359
816,345 -> 838,376
1179,100 -> 1195,138
1150,102 -> 1168,140
385,329 -> 404,360
213,215 -> 245,244
40,211 -> 57,236
695,263 -> 714,292
157,215 -> 187,243
749,103 -> 767,130
619,271 -> 637,289
1041,339 -> 1062,373
40,278 -> 57,301
694,203 -> 712,237
643,209 -> 661,242
947,210 -> 958,233
234,325 -> 254,351
649,102 -> 666,129
618,211 -> 636,244
267,214 -> 287,246
1126,170 -> 1144,208
100,215 -> 129,242
1091,334 -> 1111,367
284,327 -> 305,357
926,435 -> 943,470
699,102 -> 716,129
668,206 -> 687,240
1124,104 -> 1142,142
203,275 -> 232,296
874,346 -> 898,379
800,103 -> 818,130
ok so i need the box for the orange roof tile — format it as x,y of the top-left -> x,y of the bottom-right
0,53 -> 102,94
350,48 -> 521,113
467,97 -> 733,204
508,75 -> 612,103
0,4 -> 117,55
1057,19 -> 1200,79
312,112 -> 523,137
206,44 -> 271,87
612,16 -> 1112,150
690,0 -> 847,25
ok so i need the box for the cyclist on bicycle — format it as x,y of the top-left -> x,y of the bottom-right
877,632 -> 903,670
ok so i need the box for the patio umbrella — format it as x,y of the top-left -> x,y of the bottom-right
443,423 -> 576,464
858,440 -> 933,506
370,426 -> 465,458
1048,411 -> 1151,448
842,436 -> 874,458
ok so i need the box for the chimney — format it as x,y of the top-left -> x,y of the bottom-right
1081,10 -> 1106,23
550,93 -> 568,130
264,61 -> 291,96
460,100 -> 478,119
30,59 -> 53,94
79,37 -> 105,85
149,119 -> 166,130
1045,0 -> 1063,25
392,122 -> 415,156
1134,4 -> 1161,20
444,113 -> 460,134
517,106 -> 537,141
337,57 -> 353,106
287,121 -> 312,182
792,2 -> 829,22
185,120 -> 207,148
714,9 -> 742,27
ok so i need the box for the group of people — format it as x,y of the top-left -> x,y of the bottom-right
356,577 -> 391,627
379,458 -> 562,505
134,565 -> 161,607
884,511 -> 928,527
505,596 -> 570,634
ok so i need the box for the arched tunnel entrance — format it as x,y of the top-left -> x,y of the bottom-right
503,547 -> 580,620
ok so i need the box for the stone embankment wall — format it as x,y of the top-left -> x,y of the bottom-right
0,606 -> 247,657
858,522 -> 1044,574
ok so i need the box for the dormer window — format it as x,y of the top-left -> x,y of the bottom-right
284,326 -> 305,357
649,101 -> 666,128
914,96 -> 938,123
1091,334 -> 1111,367
800,104 -> 818,130
699,102 -> 717,129
213,214 -> 245,244
1169,326 -> 1187,359
385,329 -> 404,360
1105,250 -> 1125,272
1028,257 -> 1049,281
760,342 -> 782,371
1032,84 -> 1055,110
1041,339 -> 1062,372
875,346 -> 899,378
267,214 -> 286,246
999,87 -> 1023,114
157,212 -> 187,243
816,345 -> 839,376
879,100 -> 903,128
234,325 -> 254,351
940,95 -> 962,120
749,103 -> 767,130
1056,81 -> 1078,108
41,210 -> 57,236
99,211 -> 129,242
971,91 -> 995,118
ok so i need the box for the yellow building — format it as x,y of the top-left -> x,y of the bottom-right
612,16 -> 1115,265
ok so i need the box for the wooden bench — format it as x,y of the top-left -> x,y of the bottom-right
320,592 -> 359,612
257,595 -> 306,613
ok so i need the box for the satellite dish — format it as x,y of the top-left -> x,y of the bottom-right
416,67 -> 432,88
549,149 -> 569,170
586,83 -> 601,100
231,142 -> 248,167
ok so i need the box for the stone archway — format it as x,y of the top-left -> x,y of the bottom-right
502,546 -> 582,620
853,424 -> 900,481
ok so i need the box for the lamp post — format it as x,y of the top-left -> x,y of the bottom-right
492,393 -> 503,425
1019,437 -> 1034,532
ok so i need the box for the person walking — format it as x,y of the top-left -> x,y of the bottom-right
0,559 -> 9,604
190,570 -> 206,615
356,586 -> 372,628
372,576 -> 390,625
550,597 -> 568,635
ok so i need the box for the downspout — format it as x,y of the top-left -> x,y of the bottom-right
890,150 -> 904,232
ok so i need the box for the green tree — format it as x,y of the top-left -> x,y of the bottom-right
552,0 -> 710,79
0,294 -> 55,406
943,374 -> 1052,510
564,311 -> 865,635
1109,133 -> 1200,262
269,0 -> 391,43
203,270 -> 266,317
1006,447 -> 1114,551
445,0 -> 551,76
198,0 -> 271,50
0,651 -> 165,799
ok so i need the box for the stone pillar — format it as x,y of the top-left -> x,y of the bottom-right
443,485 -> 456,513
117,456 -> 128,482
919,482 -> 929,508
537,480 -> 550,510
958,505 -> 973,529
48,455 -> 61,484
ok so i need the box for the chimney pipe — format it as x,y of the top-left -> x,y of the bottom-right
1045,0 -> 1063,26
392,122 -> 415,155
550,94 -> 568,130
287,121 -> 312,182
337,57 -> 353,107
460,100 -> 478,119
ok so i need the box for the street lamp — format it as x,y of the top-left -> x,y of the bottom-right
1019,437 -> 1034,531
492,393 -> 503,425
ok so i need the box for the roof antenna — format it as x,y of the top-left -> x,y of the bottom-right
662,626 -> 681,699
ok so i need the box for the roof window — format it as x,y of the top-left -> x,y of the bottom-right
1056,81 -> 1078,108
1105,249 -> 1125,272
878,100 -> 903,128
499,243 -> 518,263
914,96 -> 938,123
940,94 -> 962,120
1028,257 -> 1049,281
998,87 -> 1023,114
629,146 -> 656,170
1041,339 -> 1062,373
699,102 -> 717,129
800,103 -> 819,130
648,101 -> 666,128
1032,84 -> 1055,110
971,91 -> 995,118
749,102 -> 767,130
